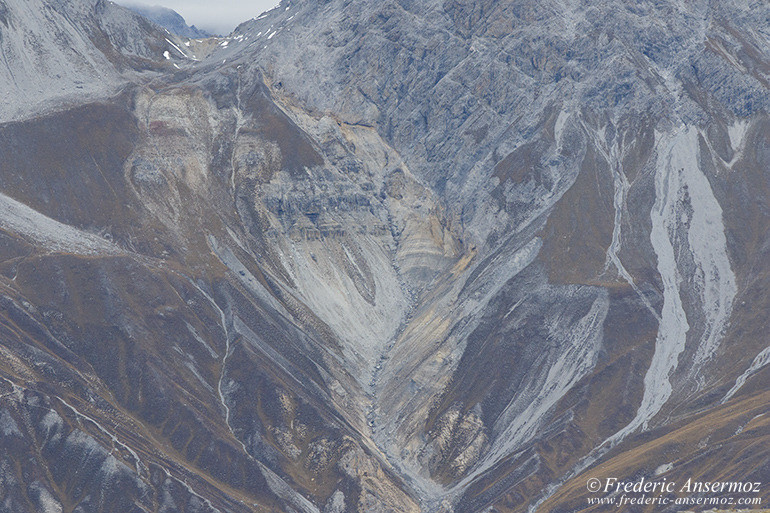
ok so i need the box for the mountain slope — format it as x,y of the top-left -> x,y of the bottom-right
0,0 -> 768,512
121,2 -> 213,38
225,0 -> 770,508
0,0 -> 193,121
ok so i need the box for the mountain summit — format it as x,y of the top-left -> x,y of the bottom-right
121,2 -> 214,38
0,0 -> 768,511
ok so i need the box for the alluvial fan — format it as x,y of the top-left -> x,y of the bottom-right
0,0 -> 768,511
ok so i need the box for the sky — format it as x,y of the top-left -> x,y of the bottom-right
116,0 -> 281,35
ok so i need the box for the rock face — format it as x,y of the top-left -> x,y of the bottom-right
0,0 -> 768,512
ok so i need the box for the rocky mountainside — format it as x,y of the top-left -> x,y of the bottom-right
120,2 -> 213,38
0,0 -> 768,512
0,0 -> 198,121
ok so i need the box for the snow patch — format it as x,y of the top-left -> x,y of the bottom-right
722,346 -> 770,403
609,128 -> 692,443
678,128 -> 736,375
609,127 -> 735,441
554,110 -> 569,148
724,119 -> 751,168
164,38 -> 187,58
728,120 -> 749,152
